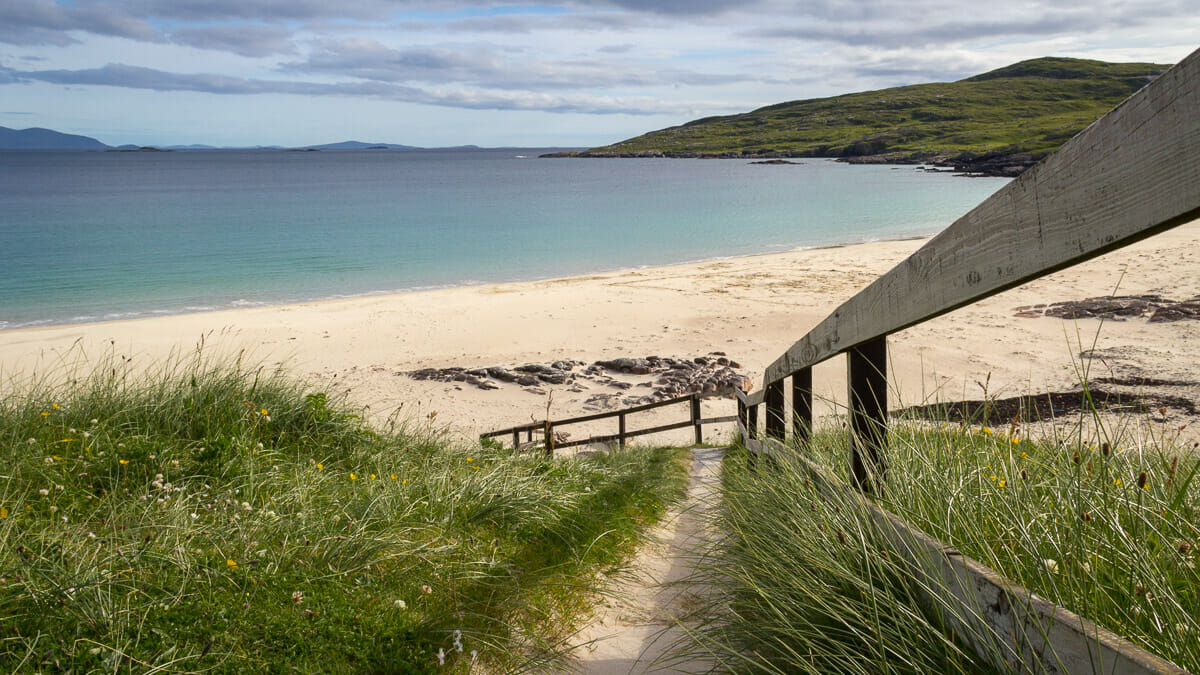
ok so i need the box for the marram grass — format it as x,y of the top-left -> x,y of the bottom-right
687,416 -> 1199,673
0,352 -> 690,673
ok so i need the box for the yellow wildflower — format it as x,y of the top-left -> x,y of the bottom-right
390,474 -> 397,480
1010,438 -> 1020,445
998,479 -> 1007,488
40,412 -> 51,417
227,559 -> 238,568
982,427 -> 993,435
52,404 -> 60,410
119,459 -> 129,465
370,474 -> 377,480
466,457 -> 474,462
0,507 -> 7,519
316,463 -> 324,470
350,473 -> 357,480
260,408 -> 268,416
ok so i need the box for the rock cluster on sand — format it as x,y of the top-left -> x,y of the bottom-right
407,354 -> 750,407
1014,295 -> 1200,322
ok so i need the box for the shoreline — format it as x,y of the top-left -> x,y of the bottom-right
4,221 -> 1199,445
0,233 -> 938,333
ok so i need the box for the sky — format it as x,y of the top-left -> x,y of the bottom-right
1,1 -> 1197,148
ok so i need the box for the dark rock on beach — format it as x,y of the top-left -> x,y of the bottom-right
1014,295 -> 1200,322
407,354 -> 750,402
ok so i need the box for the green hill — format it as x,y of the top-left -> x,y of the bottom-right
569,57 -> 1169,176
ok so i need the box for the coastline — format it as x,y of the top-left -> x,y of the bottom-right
4,221 -> 1199,444
0,233 -> 940,332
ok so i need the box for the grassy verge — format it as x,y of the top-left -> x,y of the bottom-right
0,353 -> 691,673
689,413 -> 1198,672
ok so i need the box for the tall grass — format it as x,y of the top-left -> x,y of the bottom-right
687,410 -> 1198,672
0,350 -> 690,673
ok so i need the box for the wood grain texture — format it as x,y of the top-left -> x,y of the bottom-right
738,433 -> 1187,674
764,46 -> 1200,386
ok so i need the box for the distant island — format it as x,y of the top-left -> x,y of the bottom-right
548,57 -> 1170,176
0,127 -> 486,152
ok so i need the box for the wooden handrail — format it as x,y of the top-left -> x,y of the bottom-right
762,46 -> 1200,387
740,45 -> 1200,492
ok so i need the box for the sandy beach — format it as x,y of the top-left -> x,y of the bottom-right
3,219 -> 1199,447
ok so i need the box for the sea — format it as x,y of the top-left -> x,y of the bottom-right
0,149 -> 1010,330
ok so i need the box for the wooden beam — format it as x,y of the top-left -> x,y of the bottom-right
765,379 -> 786,440
792,367 -> 813,446
743,436 -> 1187,675
764,47 -> 1200,385
849,338 -> 887,493
691,394 -> 704,444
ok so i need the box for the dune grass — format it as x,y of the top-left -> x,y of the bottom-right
688,401 -> 1199,672
0,351 -> 691,673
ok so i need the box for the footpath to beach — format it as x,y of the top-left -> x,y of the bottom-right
567,446 -> 724,674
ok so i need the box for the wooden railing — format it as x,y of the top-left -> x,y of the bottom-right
741,45 -> 1200,494
731,46 -> 1200,674
480,390 -> 738,455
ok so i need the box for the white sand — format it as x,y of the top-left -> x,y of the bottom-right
3,220 -> 1199,446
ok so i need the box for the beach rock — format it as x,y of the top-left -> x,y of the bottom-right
1014,295 -> 1200,323
408,354 -> 751,401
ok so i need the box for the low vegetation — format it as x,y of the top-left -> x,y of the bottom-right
0,352 -> 690,672
689,405 -> 1199,672
576,57 -> 1169,174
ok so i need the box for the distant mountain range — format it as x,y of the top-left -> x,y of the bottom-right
0,126 -> 482,152
560,56 -> 1170,176
0,126 -> 111,150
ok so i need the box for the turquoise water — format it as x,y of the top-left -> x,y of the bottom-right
0,149 -> 1008,329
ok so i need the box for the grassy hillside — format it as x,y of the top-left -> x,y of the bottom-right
573,57 -> 1168,175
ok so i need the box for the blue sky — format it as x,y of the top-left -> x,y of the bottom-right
1,0 -> 1196,148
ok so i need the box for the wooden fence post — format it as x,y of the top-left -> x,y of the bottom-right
691,394 -> 703,445
748,404 -> 759,438
619,412 -> 627,448
848,338 -> 887,493
792,368 -> 812,447
543,420 -> 554,459
512,430 -> 519,449
765,379 -> 786,441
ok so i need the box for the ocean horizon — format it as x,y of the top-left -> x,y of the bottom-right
0,148 -> 1009,330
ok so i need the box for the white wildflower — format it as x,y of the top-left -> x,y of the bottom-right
394,599 -> 407,610
38,488 -> 49,496
437,648 -> 445,666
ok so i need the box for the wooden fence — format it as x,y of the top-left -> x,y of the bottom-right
742,45 -> 1200,494
733,45 -> 1200,673
480,390 -> 738,455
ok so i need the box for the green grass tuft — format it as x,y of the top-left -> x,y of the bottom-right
0,353 -> 690,672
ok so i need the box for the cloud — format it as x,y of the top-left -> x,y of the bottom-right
6,61 -> 729,115
170,23 -> 297,57
743,1 -> 1196,49
282,38 -> 743,90
0,0 -> 163,46
596,0 -> 760,15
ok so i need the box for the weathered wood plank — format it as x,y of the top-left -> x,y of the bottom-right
792,367 -> 813,446
849,338 -> 888,492
740,435 -> 1186,675
764,47 -> 1200,385
765,379 -> 786,440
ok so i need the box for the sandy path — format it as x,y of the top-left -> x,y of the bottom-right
567,446 -> 724,674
